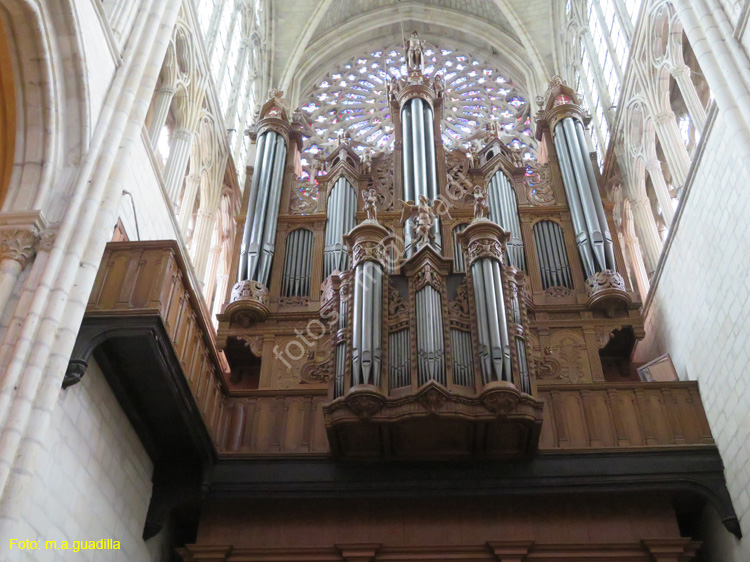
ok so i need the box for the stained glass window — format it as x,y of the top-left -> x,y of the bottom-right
298,42 -> 536,177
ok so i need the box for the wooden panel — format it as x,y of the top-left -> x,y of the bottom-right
537,382 -> 715,450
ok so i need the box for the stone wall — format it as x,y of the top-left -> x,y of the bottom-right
8,359 -> 163,562
633,108 -> 750,561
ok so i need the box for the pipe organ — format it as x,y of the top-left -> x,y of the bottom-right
175,46 -> 730,562
218,60 -> 642,460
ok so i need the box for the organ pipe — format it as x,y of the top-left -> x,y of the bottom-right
281,229 -> 314,297
553,117 -> 615,278
488,171 -> 526,271
533,221 -> 573,290
471,258 -> 512,384
351,260 -> 383,387
238,130 -> 288,286
324,177 -> 358,278
388,329 -> 411,389
416,285 -> 446,386
450,329 -> 474,387
401,97 -> 440,254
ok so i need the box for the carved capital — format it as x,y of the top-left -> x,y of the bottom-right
653,110 -> 675,126
466,237 -> 504,266
0,228 -> 39,267
585,270 -> 626,297
230,280 -> 269,306
351,240 -> 387,269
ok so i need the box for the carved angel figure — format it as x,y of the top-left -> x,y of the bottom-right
472,184 -> 489,220
433,73 -> 445,97
405,31 -> 425,73
363,189 -> 379,222
399,195 -> 452,248
361,150 -> 373,174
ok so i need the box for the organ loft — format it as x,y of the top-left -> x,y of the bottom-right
70,32 -> 737,561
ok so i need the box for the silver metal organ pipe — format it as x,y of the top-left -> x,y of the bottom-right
245,131 -> 278,282
559,118 -> 608,275
351,258 -> 384,388
361,262 -> 373,384
471,262 -> 491,383
402,104 -> 414,202
258,139 -> 287,285
542,222 -> 560,287
553,223 -> 573,288
481,259 -> 505,380
246,132 -> 277,280
488,171 -> 525,271
352,265 -> 363,384
372,265 -> 382,387
324,178 -> 357,278
491,259 -> 512,379
553,128 -> 596,277
424,105 -> 438,201
238,132 -> 267,281
516,338 -> 530,394
411,99 -> 425,199
575,120 -> 616,269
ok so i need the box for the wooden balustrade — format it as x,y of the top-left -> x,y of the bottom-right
86,241 -> 227,444
537,382 -> 714,449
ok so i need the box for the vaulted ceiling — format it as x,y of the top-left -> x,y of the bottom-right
270,0 -> 561,106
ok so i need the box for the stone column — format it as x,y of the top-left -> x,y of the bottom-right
670,64 -> 707,133
191,208 -> 217,281
671,0 -> 750,160
164,127 -> 195,203
624,233 -> 650,301
147,85 -> 176,145
106,0 -> 141,47
645,158 -> 676,226
629,197 -> 662,275
0,229 -> 38,313
652,110 -> 691,188
178,172 -> 201,234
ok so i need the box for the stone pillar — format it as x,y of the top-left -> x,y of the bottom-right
191,208 -> 217,281
178,172 -> 201,234
629,197 -> 662,275
147,85 -> 176,145
652,110 -> 691,188
624,233 -> 650,301
0,229 -> 38,312
645,158 -> 676,226
106,0 -> 141,47
164,127 -> 195,203
671,0 -> 750,160
670,64 -> 707,133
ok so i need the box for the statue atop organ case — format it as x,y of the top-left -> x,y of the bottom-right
216,38 -> 644,459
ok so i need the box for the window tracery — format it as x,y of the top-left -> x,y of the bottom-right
298,43 -> 536,181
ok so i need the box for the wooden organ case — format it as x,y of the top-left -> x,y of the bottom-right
184,38 -> 735,562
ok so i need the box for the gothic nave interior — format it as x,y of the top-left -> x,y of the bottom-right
0,1 -> 748,561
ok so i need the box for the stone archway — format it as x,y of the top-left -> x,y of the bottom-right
0,18 -> 15,209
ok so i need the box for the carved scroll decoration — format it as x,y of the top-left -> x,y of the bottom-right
525,161 -> 555,206
289,179 -> 319,215
366,152 -> 395,211
445,150 -> 473,204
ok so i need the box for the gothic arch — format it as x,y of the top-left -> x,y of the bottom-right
0,0 -> 88,215
288,5 -> 542,108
